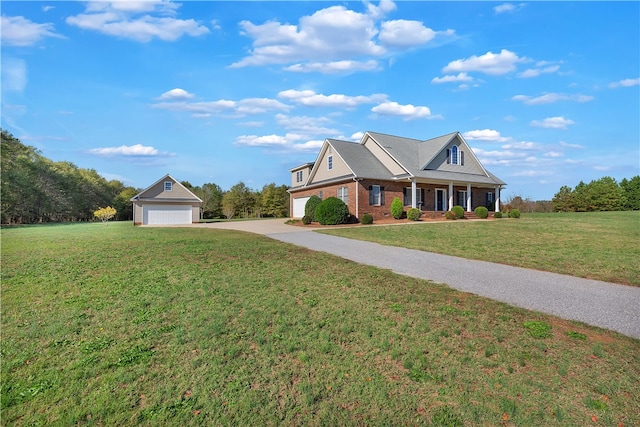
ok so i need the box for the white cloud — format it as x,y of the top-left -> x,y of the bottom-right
559,141 -> 585,149
502,142 -> 540,150
431,72 -> 473,84
530,116 -> 575,130
231,2 -> 446,69
463,129 -> 510,142
278,89 -> 387,108
443,49 -> 529,76
512,93 -> 594,105
494,3 -> 526,14
158,88 -> 195,100
544,151 -> 564,158
371,101 -> 432,120
1,58 -> 27,93
275,114 -> 339,136
235,133 -> 322,152
518,65 -> 560,78
378,20 -> 437,47
284,60 -> 379,74
609,77 -> 640,88
512,170 -> 553,177
88,144 -> 161,156
66,1 -> 209,42
151,97 -> 290,117
1,15 -> 64,46
42,6 -> 55,12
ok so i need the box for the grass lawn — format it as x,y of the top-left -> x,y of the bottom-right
1,222 -> 639,426
321,211 -> 640,287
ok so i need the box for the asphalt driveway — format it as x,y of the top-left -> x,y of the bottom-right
197,219 -> 640,339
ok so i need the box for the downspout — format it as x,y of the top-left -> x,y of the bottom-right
352,177 -> 361,219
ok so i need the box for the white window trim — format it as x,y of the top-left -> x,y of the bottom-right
404,187 -> 423,206
451,145 -> 459,165
337,186 -> 348,204
328,155 -> 333,170
164,181 -> 173,191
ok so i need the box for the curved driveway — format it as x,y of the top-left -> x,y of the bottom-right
193,219 -> 640,340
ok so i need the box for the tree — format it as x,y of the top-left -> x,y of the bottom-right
587,176 -> 624,211
552,186 -> 575,212
260,183 -> 289,218
222,182 -> 256,218
113,187 -> 138,221
94,206 -> 117,224
200,183 -> 223,218
620,176 -> 640,210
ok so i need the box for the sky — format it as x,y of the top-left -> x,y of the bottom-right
1,1 -> 639,200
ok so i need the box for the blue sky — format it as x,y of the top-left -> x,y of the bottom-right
2,1 -> 638,200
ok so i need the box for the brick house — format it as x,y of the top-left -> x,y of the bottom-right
289,131 -> 506,220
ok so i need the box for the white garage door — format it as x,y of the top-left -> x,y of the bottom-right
292,197 -> 310,218
143,205 -> 193,225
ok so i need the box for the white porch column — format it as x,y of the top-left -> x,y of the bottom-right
466,183 -> 472,212
411,179 -> 417,208
448,182 -> 454,210
495,186 -> 501,212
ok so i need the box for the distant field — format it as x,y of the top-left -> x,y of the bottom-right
1,222 -> 639,426
321,211 -> 640,286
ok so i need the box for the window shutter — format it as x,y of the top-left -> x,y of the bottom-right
446,149 -> 451,164
461,151 -> 465,166
420,189 -> 425,206
369,186 -> 373,205
380,187 -> 385,205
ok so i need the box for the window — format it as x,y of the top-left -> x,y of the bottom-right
318,191 -> 323,199
369,185 -> 384,206
337,186 -> 348,204
403,187 -> 424,206
164,181 -> 172,191
296,170 -> 303,183
457,190 -> 468,207
447,146 -> 464,166
486,192 -> 494,209
328,155 -> 333,170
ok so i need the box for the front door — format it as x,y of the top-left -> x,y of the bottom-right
435,189 -> 447,211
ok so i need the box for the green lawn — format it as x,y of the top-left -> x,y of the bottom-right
321,211 -> 640,286
1,222 -> 639,426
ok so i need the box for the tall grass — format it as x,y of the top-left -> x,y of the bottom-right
2,222 -> 639,425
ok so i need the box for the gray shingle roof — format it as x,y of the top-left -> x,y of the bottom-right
324,131 -> 505,187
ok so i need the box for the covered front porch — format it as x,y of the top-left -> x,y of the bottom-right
403,179 -> 503,213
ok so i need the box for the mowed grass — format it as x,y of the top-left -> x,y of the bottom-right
322,211 -> 640,286
1,222 -> 639,426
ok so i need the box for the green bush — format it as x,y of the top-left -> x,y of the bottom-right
391,197 -> 404,219
360,213 -> 374,225
444,211 -> 456,220
452,205 -> 465,219
314,197 -> 350,225
304,195 -> 322,221
509,209 -> 521,219
474,206 -> 489,219
494,211 -> 503,219
407,208 -> 421,221
302,215 -> 312,225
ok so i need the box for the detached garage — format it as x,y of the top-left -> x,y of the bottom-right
131,175 -> 202,225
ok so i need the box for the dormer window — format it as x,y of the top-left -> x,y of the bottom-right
296,170 -> 303,183
328,155 -> 333,170
164,181 -> 172,191
447,145 -> 464,166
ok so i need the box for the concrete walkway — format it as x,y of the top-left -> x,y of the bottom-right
191,219 -> 640,340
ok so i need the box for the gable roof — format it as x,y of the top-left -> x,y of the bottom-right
130,174 -> 203,202
300,131 -> 505,188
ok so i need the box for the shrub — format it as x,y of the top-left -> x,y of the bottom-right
360,213 -> 374,225
304,195 -> 322,221
494,211 -> 503,219
391,197 -> 404,219
407,208 -> 421,221
302,215 -> 312,225
451,205 -> 465,219
314,197 -> 350,225
509,209 -> 521,219
474,206 -> 489,219
444,210 -> 456,220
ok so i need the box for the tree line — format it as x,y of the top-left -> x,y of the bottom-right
1,129 -> 289,224
552,176 -> 640,212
